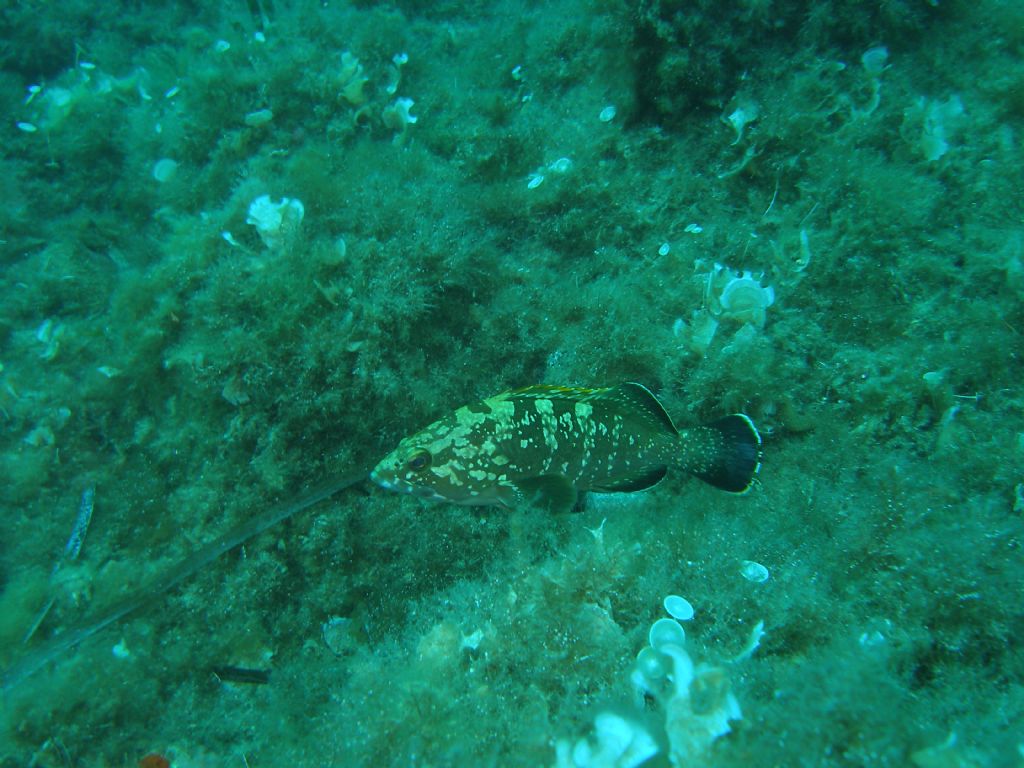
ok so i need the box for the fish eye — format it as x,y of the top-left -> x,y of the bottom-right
406,449 -> 432,472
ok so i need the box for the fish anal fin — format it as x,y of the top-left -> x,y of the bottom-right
513,474 -> 578,514
592,465 -> 668,493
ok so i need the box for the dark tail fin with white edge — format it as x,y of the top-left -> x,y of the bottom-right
693,414 -> 762,494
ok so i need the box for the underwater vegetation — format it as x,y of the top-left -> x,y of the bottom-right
1,0 -> 1023,765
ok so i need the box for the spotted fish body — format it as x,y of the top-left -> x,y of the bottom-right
371,383 -> 761,513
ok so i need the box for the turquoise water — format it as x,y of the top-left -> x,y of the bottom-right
2,1 -> 1023,765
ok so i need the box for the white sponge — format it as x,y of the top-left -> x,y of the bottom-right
246,194 -> 305,250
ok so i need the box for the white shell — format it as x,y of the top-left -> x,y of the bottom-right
663,595 -> 695,621
740,560 -> 770,583
648,617 -> 686,650
635,646 -> 667,681
152,158 -> 178,182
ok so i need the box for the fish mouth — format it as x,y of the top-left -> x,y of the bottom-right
370,470 -> 412,494
369,471 -> 445,501
370,469 -> 394,489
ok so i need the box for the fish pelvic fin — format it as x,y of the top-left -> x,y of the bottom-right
512,474 -> 579,514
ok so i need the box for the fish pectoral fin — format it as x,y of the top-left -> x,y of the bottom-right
512,474 -> 578,514
591,466 -> 668,493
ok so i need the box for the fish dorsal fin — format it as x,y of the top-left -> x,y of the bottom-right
591,466 -> 668,493
513,474 -> 578,514
505,382 -> 677,436
592,382 -> 678,436
507,385 -> 603,401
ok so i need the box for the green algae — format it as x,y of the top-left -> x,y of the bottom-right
1,0 -> 1023,766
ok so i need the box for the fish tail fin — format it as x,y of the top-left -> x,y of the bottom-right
690,414 -> 762,494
